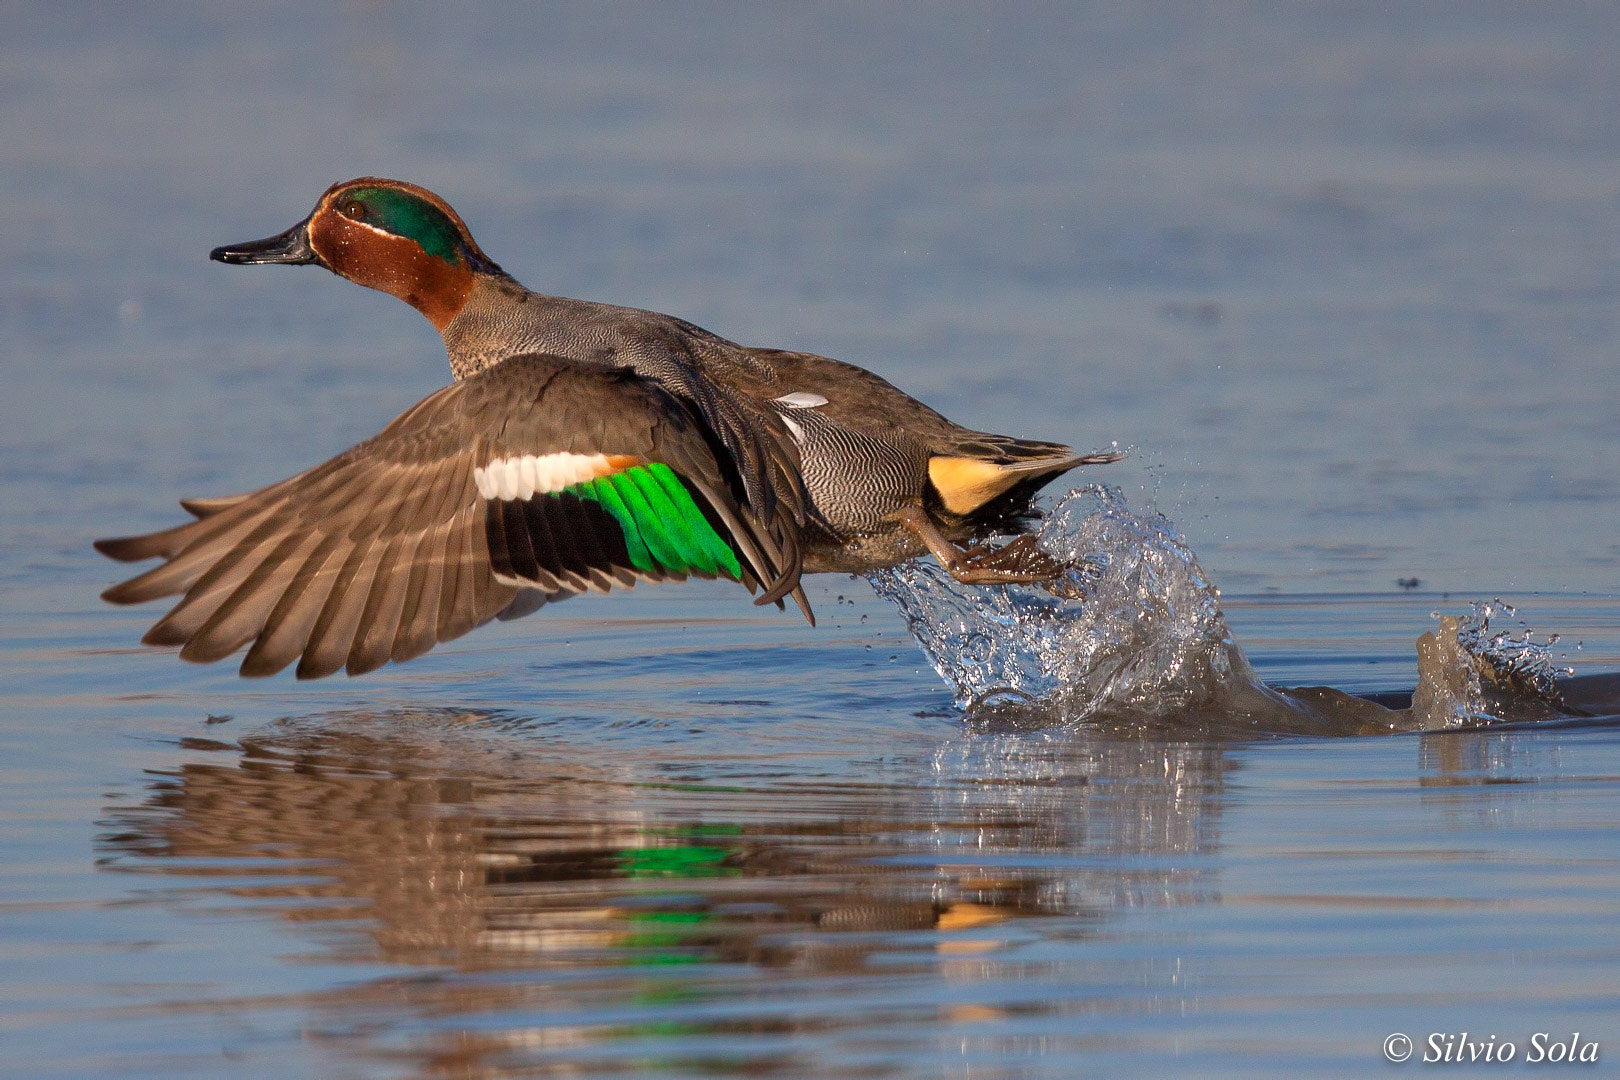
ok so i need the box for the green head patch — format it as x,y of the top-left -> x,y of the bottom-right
334,186 -> 465,264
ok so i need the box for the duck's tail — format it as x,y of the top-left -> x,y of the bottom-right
927,437 -> 1124,519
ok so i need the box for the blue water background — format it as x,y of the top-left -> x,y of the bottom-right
2,4 -> 1618,1077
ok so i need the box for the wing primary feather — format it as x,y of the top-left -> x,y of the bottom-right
103,505 -> 280,604
346,532 -> 418,676
466,503 -> 518,633
407,450 -> 474,536
438,505 -> 488,642
153,499 -> 310,613
178,529 -> 322,663
178,493 -> 252,520
95,521 -> 202,563
142,522 -> 293,647
239,533 -> 351,677
96,481 -> 287,566
336,460 -> 421,541
297,538 -> 386,679
390,524 -> 447,664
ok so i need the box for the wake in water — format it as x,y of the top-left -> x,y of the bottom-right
868,486 -> 1597,736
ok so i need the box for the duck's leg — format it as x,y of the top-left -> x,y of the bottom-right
893,506 -> 1064,585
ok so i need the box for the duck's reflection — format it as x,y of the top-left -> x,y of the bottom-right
99,709 -> 1232,1074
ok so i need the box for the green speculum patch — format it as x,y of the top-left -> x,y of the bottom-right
349,187 -> 463,264
568,464 -> 741,578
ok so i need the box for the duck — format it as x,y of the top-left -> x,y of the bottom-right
96,177 -> 1122,679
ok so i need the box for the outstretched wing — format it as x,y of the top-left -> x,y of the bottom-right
96,353 -> 808,680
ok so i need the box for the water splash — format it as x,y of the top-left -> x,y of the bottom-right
867,486 -> 1256,722
1454,599 -> 1573,699
1412,602 -> 1574,727
868,486 -> 1581,734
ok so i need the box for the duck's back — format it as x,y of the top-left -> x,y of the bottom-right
442,287 -> 1092,569
740,346 -> 1073,462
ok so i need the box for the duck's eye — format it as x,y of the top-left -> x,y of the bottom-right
340,200 -> 367,220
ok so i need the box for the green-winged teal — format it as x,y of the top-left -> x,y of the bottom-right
97,177 -> 1122,678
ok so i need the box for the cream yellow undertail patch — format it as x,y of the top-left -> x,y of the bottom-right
928,456 -> 1037,516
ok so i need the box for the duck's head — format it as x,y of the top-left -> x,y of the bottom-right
210,177 -> 503,329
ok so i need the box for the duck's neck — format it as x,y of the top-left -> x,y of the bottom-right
439,274 -> 591,381
312,209 -> 479,332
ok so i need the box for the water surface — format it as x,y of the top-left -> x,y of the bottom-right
3,4 -> 1619,1077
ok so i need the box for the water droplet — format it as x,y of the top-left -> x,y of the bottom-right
863,487 -> 1249,717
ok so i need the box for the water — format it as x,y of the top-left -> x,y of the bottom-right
5,4 -> 1620,1077
870,486 -> 1249,719
869,486 -> 1608,734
